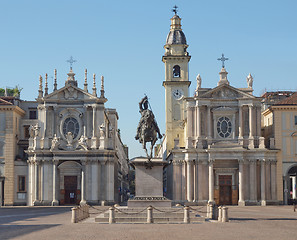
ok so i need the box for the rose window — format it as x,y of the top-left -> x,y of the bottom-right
62,117 -> 79,139
217,117 -> 232,138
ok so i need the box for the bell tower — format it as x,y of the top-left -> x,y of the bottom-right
162,8 -> 191,152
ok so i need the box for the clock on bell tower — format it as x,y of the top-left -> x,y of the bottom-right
162,7 -> 191,152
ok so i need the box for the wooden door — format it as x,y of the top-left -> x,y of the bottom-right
219,175 -> 232,205
64,176 -> 77,204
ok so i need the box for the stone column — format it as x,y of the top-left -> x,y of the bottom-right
261,159 -> 266,206
173,161 -> 182,201
28,160 -> 34,206
249,159 -> 257,201
80,161 -> 87,204
33,161 -> 39,205
198,160 -> 203,201
186,104 -> 194,148
186,160 -> 194,202
238,106 -> 243,138
194,162 -> 198,201
248,105 -> 254,148
271,160 -> 277,201
106,160 -> 115,202
91,161 -> 99,201
208,159 -> 214,204
196,105 -> 202,148
266,160 -> 271,200
238,159 -> 245,206
40,161 -> 44,202
207,106 -> 212,144
181,161 -> 186,201
52,160 -> 59,206
91,105 -> 97,149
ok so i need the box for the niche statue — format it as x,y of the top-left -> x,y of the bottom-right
135,96 -> 162,160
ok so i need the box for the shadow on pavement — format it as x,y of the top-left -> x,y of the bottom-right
0,224 -> 60,240
0,207 -> 72,225
230,217 -> 297,221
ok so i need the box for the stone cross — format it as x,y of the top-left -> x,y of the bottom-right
217,53 -> 229,68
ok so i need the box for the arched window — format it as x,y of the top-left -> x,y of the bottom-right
173,65 -> 181,78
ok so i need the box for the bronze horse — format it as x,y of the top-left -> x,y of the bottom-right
135,96 -> 162,160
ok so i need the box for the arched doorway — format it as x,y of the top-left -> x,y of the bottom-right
58,161 -> 82,205
284,165 -> 297,205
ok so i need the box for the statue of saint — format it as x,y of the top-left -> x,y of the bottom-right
135,96 -> 162,160
50,134 -> 60,151
247,73 -> 253,88
77,134 -> 88,150
66,132 -> 74,147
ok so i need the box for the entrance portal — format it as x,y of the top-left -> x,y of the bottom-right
64,176 -> 77,204
219,175 -> 232,205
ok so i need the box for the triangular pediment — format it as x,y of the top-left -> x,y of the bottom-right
200,84 -> 255,99
43,85 -> 99,102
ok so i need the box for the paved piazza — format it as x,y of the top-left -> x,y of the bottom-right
0,206 -> 297,240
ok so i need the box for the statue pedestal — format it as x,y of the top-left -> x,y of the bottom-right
128,157 -> 171,207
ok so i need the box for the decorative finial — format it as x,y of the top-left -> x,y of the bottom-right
217,53 -> 229,68
172,5 -> 178,15
84,69 -> 88,92
246,73 -> 253,88
66,56 -> 76,70
54,69 -> 57,91
44,73 -> 48,96
100,75 -> 105,98
38,75 -> 43,98
92,73 -> 97,96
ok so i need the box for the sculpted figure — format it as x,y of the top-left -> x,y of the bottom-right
33,123 -> 40,137
29,125 -> 35,138
50,134 -> 60,151
135,96 -> 162,160
66,132 -> 74,147
196,74 -> 201,89
247,73 -> 253,88
99,123 -> 106,138
77,133 -> 88,150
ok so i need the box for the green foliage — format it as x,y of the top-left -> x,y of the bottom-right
0,85 -> 23,97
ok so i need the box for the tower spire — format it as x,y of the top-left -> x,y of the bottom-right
54,69 -> 57,91
38,75 -> 43,98
92,73 -> 97,96
100,75 -> 105,98
44,73 -> 48,96
84,69 -> 88,92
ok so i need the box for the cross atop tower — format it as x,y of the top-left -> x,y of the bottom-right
172,5 -> 178,15
217,53 -> 229,68
67,56 -> 77,70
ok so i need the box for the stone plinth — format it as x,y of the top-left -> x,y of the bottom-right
128,157 -> 171,207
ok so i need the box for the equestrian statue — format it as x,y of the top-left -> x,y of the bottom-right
135,96 -> 162,160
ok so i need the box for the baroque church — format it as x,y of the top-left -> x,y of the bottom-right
160,12 -> 280,206
0,66 -> 129,206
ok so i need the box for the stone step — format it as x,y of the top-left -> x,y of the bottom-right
95,217 -> 207,224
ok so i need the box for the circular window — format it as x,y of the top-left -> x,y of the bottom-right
217,117 -> 232,138
62,117 -> 79,139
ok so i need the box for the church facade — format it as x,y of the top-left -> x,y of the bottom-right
0,68 -> 129,206
161,13 -> 280,206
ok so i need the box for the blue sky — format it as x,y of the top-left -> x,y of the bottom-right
0,0 -> 296,158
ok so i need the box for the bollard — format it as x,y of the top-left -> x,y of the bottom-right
87,205 -> 89,218
206,204 -> 210,218
109,206 -> 115,224
218,206 -> 222,222
71,207 -> 78,223
209,204 -> 214,219
222,207 -> 229,222
147,206 -> 153,223
184,206 -> 190,224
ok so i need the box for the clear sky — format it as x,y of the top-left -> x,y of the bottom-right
0,0 -> 296,158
